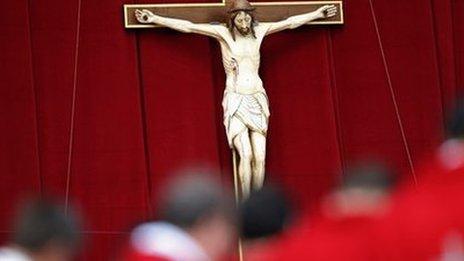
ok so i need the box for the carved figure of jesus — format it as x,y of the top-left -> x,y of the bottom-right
135,0 -> 337,198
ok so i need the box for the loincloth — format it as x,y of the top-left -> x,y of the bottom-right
222,91 -> 270,148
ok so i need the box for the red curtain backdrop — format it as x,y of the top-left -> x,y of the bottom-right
1,0 -> 463,259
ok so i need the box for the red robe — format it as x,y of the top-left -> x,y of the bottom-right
378,139 -> 464,260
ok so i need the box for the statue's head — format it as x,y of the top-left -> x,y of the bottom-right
227,0 -> 256,40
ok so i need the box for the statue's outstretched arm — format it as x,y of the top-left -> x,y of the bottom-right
135,9 -> 223,39
263,5 -> 337,35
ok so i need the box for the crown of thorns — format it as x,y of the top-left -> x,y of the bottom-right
227,0 -> 255,13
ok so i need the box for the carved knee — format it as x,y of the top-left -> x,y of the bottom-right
254,152 -> 265,165
239,148 -> 253,162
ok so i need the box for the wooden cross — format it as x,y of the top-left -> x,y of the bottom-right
123,2 -> 343,260
123,0 -> 343,28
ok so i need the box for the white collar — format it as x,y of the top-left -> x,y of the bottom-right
0,247 -> 32,261
439,139 -> 464,170
131,222 -> 210,261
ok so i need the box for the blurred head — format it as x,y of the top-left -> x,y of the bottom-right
227,0 -> 256,40
158,173 -> 237,260
240,186 -> 291,240
11,199 -> 80,261
341,162 -> 393,193
325,162 -> 395,217
446,97 -> 464,139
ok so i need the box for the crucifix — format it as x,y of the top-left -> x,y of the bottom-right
123,0 -> 343,201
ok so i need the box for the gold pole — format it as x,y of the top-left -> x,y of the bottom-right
238,239 -> 244,261
232,149 -> 239,204
232,150 -> 244,261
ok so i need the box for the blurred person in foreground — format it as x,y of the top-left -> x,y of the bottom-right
0,199 -> 80,261
239,186 -> 291,260
122,173 -> 237,261
378,98 -> 464,260
252,163 -> 395,261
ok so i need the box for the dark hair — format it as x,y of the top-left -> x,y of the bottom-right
342,162 -> 394,192
158,173 -> 236,229
12,199 -> 80,252
228,10 -> 257,41
446,97 -> 464,139
240,186 -> 290,239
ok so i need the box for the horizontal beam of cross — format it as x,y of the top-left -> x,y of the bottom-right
124,1 -> 343,28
